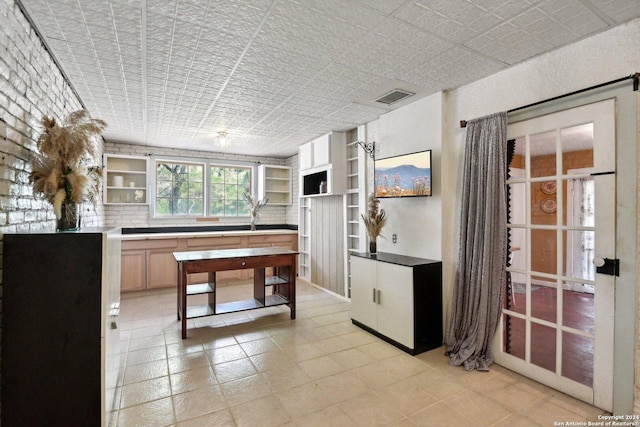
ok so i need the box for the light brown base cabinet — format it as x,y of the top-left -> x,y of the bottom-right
121,232 -> 298,291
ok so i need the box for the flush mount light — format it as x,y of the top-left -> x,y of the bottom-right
217,131 -> 228,147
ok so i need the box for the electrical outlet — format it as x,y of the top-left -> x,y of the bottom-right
392,233 -> 397,243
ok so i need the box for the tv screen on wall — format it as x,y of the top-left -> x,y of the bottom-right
374,150 -> 432,198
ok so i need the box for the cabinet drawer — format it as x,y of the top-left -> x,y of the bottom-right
247,234 -> 295,245
122,239 -> 178,250
185,236 -> 243,249
184,254 -> 296,274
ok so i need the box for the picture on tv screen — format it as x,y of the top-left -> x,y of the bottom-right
374,150 -> 432,198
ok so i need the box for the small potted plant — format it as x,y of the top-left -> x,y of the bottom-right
361,194 -> 387,254
29,110 -> 106,231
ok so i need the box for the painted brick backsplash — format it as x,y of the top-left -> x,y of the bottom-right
104,141 -> 298,228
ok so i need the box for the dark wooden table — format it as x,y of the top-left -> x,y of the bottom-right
174,247 -> 298,338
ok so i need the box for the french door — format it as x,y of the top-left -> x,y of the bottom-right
492,99 -> 616,411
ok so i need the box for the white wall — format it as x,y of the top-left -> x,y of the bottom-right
443,18 -> 640,414
368,93 -> 444,260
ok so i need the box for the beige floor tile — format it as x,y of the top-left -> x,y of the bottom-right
239,336 -> 280,356
126,345 -> 167,366
123,359 -> 169,385
339,391 -> 405,426
207,344 -> 248,365
358,340 -> 404,360
116,396 -> 175,427
298,354 -> 346,380
292,405 -> 355,427
263,365 -> 312,392
169,365 -> 217,394
315,371 -> 370,404
250,349 -> 296,373
283,341 -> 326,362
329,347 -> 376,369
128,334 -> 166,351
117,283 -> 606,427
411,369 -> 467,401
176,408 -> 235,427
212,358 -> 258,383
375,377 -> 438,416
408,400 -> 470,426
442,389 -> 511,426
120,376 -> 172,408
219,373 -> 272,407
276,382 -> 335,418
172,385 -> 227,423
167,351 -> 210,375
230,395 -> 291,427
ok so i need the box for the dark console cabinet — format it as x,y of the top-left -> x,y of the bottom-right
2,229 -> 121,427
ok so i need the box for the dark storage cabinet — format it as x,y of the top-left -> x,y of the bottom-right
2,228 -> 121,427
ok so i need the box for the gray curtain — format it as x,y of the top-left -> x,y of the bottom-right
446,111 -> 508,371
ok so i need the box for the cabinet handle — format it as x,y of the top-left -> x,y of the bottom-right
377,290 -> 381,305
372,288 -> 376,303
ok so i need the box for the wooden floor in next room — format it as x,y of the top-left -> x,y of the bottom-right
113,280 -> 607,427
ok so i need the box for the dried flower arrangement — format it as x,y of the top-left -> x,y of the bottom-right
243,192 -> 269,230
29,110 -> 106,230
361,194 -> 387,253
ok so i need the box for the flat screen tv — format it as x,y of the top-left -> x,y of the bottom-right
374,150 -> 432,198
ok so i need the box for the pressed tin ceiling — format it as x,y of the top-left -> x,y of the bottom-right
17,0 -> 640,157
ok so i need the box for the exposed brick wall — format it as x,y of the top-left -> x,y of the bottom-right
0,0 -> 93,420
103,142 -> 298,228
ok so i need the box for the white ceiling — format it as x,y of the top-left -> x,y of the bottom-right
18,0 -> 640,157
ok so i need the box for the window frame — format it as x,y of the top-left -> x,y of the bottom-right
150,156 -> 256,221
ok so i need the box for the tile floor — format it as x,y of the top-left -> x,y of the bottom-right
113,280 -> 608,426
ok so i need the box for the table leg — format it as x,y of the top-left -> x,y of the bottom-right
289,256 -> 296,319
180,264 -> 188,339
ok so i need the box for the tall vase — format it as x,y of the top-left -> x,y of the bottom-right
57,201 -> 80,231
369,239 -> 377,255
250,215 -> 257,231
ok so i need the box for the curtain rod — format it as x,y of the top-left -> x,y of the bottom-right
459,72 -> 639,128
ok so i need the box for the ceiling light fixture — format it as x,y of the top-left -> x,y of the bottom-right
217,131 -> 228,147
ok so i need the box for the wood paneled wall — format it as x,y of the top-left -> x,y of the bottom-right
310,195 -> 345,296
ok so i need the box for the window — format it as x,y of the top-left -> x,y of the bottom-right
154,159 -> 253,218
156,161 -> 204,216
209,165 -> 251,216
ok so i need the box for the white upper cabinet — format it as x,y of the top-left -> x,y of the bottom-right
298,132 -> 346,197
103,154 -> 148,204
257,164 -> 292,205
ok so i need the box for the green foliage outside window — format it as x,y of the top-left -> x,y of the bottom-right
209,166 -> 251,216
155,160 -> 252,217
156,161 -> 204,216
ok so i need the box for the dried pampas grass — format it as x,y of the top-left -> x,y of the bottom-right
29,110 -> 106,218
361,195 -> 387,240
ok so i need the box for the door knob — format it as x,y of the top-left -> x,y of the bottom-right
594,258 -> 605,268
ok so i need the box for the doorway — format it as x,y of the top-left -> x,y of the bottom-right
492,99 -> 616,411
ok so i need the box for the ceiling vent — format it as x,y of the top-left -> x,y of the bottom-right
374,89 -> 415,105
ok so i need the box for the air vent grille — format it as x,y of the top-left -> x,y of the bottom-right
374,89 -> 415,105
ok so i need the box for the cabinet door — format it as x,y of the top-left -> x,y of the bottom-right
312,134 -> 330,167
121,250 -> 146,291
376,262 -> 414,349
350,256 -> 377,330
147,250 -> 178,288
299,143 -> 313,170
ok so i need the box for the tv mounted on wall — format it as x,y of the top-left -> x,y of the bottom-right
374,150 -> 432,198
